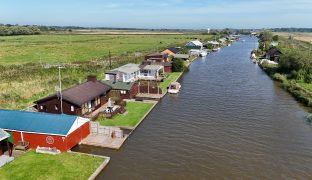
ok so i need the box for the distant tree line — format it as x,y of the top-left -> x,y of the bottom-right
271,28 -> 312,33
0,24 -> 41,36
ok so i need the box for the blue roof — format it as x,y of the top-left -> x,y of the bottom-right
0,109 -> 78,136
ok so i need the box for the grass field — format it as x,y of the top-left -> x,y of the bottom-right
274,32 -> 312,43
0,151 -> 105,180
97,102 -> 155,128
0,34 -> 211,109
0,34 -> 210,65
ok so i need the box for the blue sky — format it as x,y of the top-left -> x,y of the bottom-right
0,0 -> 311,29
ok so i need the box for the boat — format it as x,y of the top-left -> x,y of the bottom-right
199,50 -> 208,57
212,47 -> 221,52
168,82 -> 181,94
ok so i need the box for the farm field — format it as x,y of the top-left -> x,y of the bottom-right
274,32 -> 312,43
0,34 -> 212,109
0,34 -> 209,65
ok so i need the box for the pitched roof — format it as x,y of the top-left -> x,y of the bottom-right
107,64 -> 140,74
266,48 -> 282,56
0,109 -> 87,136
141,65 -> 164,70
101,80 -> 134,91
174,54 -> 190,59
35,81 -> 111,107
164,47 -> 180,54
186,40 -> 203,47
146,52 -> 165,57
0,128 -> 10,141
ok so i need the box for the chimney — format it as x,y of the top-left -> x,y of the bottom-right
87,75 -> 97,83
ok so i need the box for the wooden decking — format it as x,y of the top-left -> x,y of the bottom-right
81,134 -> 128,150
136,93 -> 164,100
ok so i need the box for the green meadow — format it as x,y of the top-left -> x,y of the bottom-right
0,34 -> 209,64
0,34 -> 211,109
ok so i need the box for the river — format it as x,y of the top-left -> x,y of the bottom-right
74,36 -> 312,179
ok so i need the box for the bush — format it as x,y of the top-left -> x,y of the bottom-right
272,73 -> 287,82
307,114 -> 312,123
172,58 -> 184,72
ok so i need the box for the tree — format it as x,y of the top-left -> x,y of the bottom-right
172,58 -> 184,72
273,35 -> 279,41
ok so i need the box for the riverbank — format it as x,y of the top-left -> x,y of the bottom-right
260,63 -> 312,107
256,33 -> 312,109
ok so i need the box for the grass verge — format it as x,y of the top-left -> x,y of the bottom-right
0,151 -> 105,180
97,102 -> 154,128
160,72 -> 182,92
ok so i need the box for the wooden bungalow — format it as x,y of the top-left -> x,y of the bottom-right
35,76 -> 111,116
101,80 -> 139,100
144,53 -> 168,62
265,48 -> 282,62
0,109 -> 90,152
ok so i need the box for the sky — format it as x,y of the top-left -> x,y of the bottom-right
0,0 -> 312,29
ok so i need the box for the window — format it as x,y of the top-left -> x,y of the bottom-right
121,90 -> 127,94
40,105 -> 43,110
71,106 -> 74,112
54,104 -> 58,111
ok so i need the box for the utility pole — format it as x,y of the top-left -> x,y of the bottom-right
58,66 -> 65,114
109,50 -> 112,69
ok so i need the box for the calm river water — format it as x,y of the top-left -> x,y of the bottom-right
74,36 -> 312,179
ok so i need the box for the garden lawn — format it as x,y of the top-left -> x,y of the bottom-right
160,72 -> 182,92
98,102 -> 154,128
0,151 -> 105,180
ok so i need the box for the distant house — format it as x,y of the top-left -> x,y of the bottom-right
265,48 -> 282,62
144,53 -> 168,62
0,109 -> 90,152
185,40 -> 203,50
105,64 -> 141,82
35,76 -> 111,116
101,80 -> 139,100
162,47 -> 180,57
174,54 -> 190,61
139,65 -> 164,81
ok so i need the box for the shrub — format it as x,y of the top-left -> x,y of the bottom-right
307,114 -> 312,123
172,58 -> 184,72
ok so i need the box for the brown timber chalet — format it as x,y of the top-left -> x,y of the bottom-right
35,76 -> 111,116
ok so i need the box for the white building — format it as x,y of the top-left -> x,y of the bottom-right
105,64 -> 141,82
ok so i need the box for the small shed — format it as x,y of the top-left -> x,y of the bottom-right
0,129 -> 12,156
174,54 -> 190,61
101,80 -> 139,100
0,109 -> 90,152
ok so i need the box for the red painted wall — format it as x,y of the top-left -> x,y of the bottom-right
8,121 -> 90,152
164,66 -> 172,73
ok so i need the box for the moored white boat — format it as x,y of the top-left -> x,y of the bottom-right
168,82 -> 181,94
199,50 -> 208,57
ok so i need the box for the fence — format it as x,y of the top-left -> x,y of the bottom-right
90,122 -> 124,138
